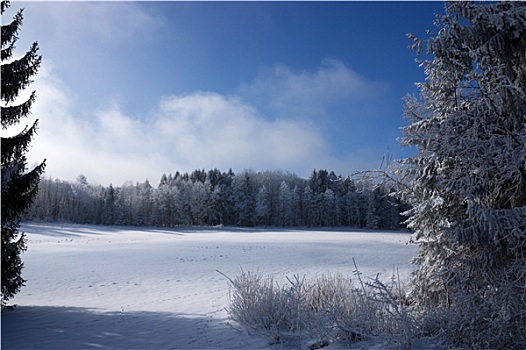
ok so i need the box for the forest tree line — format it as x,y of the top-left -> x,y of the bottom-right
25,168 -> 409,230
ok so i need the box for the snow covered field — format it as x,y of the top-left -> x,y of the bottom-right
2,223 -> 417,349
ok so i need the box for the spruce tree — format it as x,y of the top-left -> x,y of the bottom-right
399,2 -> 525,347
1,0 -> 46,304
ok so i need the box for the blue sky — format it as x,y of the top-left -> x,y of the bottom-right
5,1 -> 445,186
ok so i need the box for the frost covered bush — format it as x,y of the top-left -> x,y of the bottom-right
222,269 -> 310,345
223,267 -> 418,349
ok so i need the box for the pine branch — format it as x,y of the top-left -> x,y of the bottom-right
1,91 -> 36,129
1,42 -> 41,103
1,7 -> 23,48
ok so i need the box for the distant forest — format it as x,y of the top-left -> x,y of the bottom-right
26,168 -> 410,230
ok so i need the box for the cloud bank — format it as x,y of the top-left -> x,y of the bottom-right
5,2 -> 395,186
24,59 -> 386,186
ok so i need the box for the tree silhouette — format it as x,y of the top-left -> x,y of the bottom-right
1,0 -> 46,304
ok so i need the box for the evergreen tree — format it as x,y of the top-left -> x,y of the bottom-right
255,185 -> 271,226
321,188 -> 336,226
365,189 -> 379,230
138,180 -> 153,226
290,186 -> 302,226
277,181 -> 292,227
400,2 -> 525,347
1,0 -> 46,303
102,185 -> 116,225
191,180 -> 213,225
232,170 -> 255,226
301,185 -> 313,227
342,191 -> 362,227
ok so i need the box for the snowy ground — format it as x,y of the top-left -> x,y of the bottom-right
2,223 -> 418,349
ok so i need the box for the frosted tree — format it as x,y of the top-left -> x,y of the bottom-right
232,171 -> 256,226
399,2 -> 526,347
255,185 -> 271,226
209,183 -> 223,226
191,180 -> 213,225
102,185 -> 116,225
365,189 -> 379,230
343,191 -> 368,227
301,185 -> 315,227
76,176 -> 98,224
1,0 -> 46,303
277,181 -> 292,227
321,188 -> 336,226
155,178 -> 175,227
173,178 -> 191,226
291,186 -> 302,226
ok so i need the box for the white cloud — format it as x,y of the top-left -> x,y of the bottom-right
25,65 -> 335,186
156,92 -> 330,172
238,58 -> 388,119
23,63 -> 161,185
21,58 -> 391,186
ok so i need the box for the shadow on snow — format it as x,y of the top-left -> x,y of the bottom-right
1,305 -> 263,350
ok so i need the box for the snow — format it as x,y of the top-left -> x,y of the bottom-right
2,223 -> 418,349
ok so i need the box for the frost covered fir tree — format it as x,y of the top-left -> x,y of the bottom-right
398,2 -> 526,347
1,0 -> 46,304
